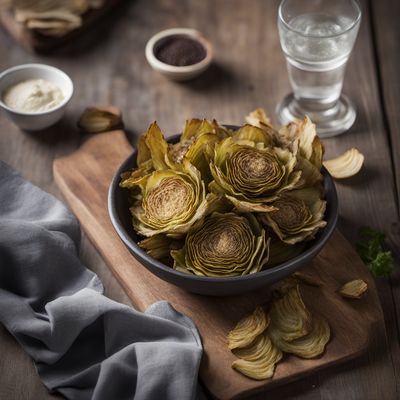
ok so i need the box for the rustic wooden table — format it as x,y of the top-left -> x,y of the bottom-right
0,0 -> 399,399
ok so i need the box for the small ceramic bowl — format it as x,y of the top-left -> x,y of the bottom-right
145,28 -> 213,81
0,64 -> 73,131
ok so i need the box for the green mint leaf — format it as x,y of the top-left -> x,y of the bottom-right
368,251 -> 394,278
356,226 -> 394,278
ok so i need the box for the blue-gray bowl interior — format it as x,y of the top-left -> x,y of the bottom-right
108,129 -> 338,296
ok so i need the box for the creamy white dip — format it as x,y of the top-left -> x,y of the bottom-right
2,79 -> 64,113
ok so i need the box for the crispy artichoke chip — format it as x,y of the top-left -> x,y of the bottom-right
172,212 -> 270,277
182,133 -> 220,184
129,161 -> 219,237
339,279 -> 368,299
228,306 -> 269,350
323,148 -> 364,179
180,118 -> 214,141
225,195 -> 277,213
228,277 -> 331,380
137,135 -> 152,167
296,155 -> 323,187
232,124 -> 274,147
78,106 -> 122,133
245,108 -> 282,146
259,186 -> 326,244
169,119 -> 228,182
119,159 -> 153,189
169,119 -> 213,164
245,108 -> 273,129
128,121 -> 174,175
272,315 -> 330,358
138,234 -> 182,262
268,285 -> 312,342
209,137 -> 302,209
144,122 -> 171,170
279,116 -> 324,169
232,332 -> 268,360
231,334 -> 282,380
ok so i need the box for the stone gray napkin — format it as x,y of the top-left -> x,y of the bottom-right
0,161 -> 203,400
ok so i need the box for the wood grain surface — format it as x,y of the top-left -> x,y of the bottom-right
53,129 -> 384,399
0,0 -> 399,399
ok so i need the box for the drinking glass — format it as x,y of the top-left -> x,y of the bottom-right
276,0 -> 361,137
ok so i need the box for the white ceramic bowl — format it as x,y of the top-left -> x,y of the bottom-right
145,28 -> 213,81
0,64 -> 73,131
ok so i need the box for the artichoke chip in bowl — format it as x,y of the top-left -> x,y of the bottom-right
108,120 -> 338,296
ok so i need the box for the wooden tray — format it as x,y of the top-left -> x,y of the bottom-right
0,0 -> 121,52
53,130 -> 385,400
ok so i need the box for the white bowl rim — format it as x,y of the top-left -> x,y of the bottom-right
0,63 -> 74,116
145,28 -> 213,74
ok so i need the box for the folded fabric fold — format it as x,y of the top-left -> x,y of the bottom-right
0,161 -> 203,400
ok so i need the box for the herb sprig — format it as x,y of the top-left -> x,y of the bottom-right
356,227 -> 394,277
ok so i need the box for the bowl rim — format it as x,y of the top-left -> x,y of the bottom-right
0,63 -> 74,116
108,131 -> 339,284
145,28 -> 213,74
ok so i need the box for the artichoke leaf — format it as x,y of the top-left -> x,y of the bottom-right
278,116 -> 324,169
296,155 -> 323,187
144,122 -> 175,170
138,234 -> 182,263
226,195 -> 278,213
183,133 -> 220,183
136,134 -> 152,167
120,159 -> 153,189
180,118 -> 214,141
245,108 -> 273,129
232,124 -> 274,147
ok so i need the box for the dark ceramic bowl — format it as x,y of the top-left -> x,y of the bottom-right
108,131 -> 338,296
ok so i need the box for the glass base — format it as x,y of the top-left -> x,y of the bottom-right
276,93 -> 356,138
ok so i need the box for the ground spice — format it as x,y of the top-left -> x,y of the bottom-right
155,37 -> 206,66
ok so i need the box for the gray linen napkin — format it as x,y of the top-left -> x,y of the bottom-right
0,161 -> 203,400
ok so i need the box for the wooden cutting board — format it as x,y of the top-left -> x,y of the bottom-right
53,129 -> 385,400
0,0 -> 121,52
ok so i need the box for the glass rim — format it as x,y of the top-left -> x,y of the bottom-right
278,0 -> 362,39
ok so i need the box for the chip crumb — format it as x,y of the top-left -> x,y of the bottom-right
339,279 -> 368,299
